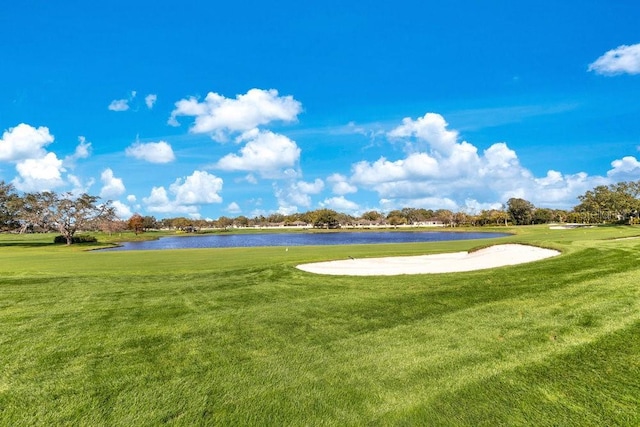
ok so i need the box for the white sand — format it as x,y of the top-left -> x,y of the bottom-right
296,244 -> 560,276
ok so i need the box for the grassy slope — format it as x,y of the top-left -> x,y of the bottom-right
0,226 -> 639,425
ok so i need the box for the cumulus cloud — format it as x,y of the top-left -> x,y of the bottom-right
351,153 -> 442,186
607,156 -> 640,180
168,88 -> 302,141
348,112 -> 610,211
227,202 -> 241,214
0,123 -> 54,161
99,168 -> 126,199
108,99 -> 130,112
112,200 -> 133,219
215,129 -> 301,178
388,113 -> 459,154
274,178 -> 325,213
170,170 -> 223,204
588,43 -> 640,75
64,136 -> 92,167
321,196 -> 359,212
327,173 -> 357,195
143,171 -> 223,215
0,124 -> 69,191
125,141 -> 175,163
143,186 -> 197,214
108,91 -> 137,111
13,152 -> 65,191
296,178 -> 324,194
145,94 -> 157,109
72,136 -> 91,159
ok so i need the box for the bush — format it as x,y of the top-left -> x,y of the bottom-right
53,234 -> 98,244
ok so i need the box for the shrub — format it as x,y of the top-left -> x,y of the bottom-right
53,234 -> 98,244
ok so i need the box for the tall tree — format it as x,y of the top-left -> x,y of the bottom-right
453,212 -> 470,227
532,208 -> 553,224
217,216 -> 233,230
386,210 -> 407,225
15,191 -> 57,233
142,215 -> 158,231
360,210 -> 382,223
434,209 -> 454,226
234,215 -> 249,227
0,181 -> 20,231
506,198 -> 534,225
49,193 -> 115,245
309,209 -> 340,229
128,213 -> 145,235
574,181 -> 640,223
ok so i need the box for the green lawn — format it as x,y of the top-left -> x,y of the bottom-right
1,226 -> 639,425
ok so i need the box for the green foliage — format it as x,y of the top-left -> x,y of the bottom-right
575,180 -> 640,223
309,208 -> 340,228
0,181 -> 21,231
53,234 -> 98,244
507,197 -> 535,225
361,210 -> 383,222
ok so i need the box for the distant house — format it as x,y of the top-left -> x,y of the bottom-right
415,218 -> 445,227
289,220 -> 309,227
352,219 -> 377,228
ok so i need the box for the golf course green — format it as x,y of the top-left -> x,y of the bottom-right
1,225 -> 639,425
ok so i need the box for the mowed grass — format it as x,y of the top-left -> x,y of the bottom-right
1,226 -> 640,425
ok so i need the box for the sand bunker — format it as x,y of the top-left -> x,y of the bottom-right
296,244 -> 560,276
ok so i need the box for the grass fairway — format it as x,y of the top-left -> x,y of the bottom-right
1,226 -> 640,425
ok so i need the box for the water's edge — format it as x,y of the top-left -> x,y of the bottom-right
102,231 -> 510,251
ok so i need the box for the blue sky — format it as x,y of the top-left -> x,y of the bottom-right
1,1 -> 639,219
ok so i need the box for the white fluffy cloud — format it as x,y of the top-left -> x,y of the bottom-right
99,168 -> 126,199
170,170 -> 223,204
347,112 -> 613,211
108,91 -> 136,111
388,113 -> 459,154
321,196 -> 359,212
143,186 -> 198,214
216,129 -> 301,178
13,152 -> 65,191
607,156 -> 640,180
72,136 -> 91,159
589,43 -> 640,75
168,88 -> 302,141
227,202 -> 241,214
274,178 -> 325,213
327,173 -> 357,195
145,94 -> 157,109
112,200 -> 133,219
108,99 -> 130,112
0,123 -> 54,161
296,178 -> 324,194
125,141 -> 175,163
0,124 -> 69,192
64,136 -> 92,167
143,171 -> 223,215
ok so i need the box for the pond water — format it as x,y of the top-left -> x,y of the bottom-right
102,231 -> 510,251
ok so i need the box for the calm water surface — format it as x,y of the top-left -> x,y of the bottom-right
103,231 -> 510,251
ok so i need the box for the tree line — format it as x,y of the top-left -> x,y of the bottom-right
2,180 -> 640,243
0,182 -> 115,244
